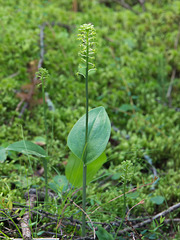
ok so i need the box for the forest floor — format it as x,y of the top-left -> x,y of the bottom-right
0,0 -> 180,239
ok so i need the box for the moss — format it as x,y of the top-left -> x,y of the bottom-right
0,0 -> 180,238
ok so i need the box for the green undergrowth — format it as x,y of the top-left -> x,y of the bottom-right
0,0 -> 180,239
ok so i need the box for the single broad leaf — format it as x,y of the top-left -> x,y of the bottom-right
65,152 -> 107,188
96,226 -> 114,240
0,147 -> 7,163
150,196 -> 165,205
67,106 -> 111,164
7,141 -> 47,158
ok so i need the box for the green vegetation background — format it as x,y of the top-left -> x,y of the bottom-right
0,0 -> 180,239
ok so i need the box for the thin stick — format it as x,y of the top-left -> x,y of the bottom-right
91,178 -> 156,214
125,200 -> 145,240
118,202 -> 180,235
20,193 -> 37,240
68,198 -> 96,239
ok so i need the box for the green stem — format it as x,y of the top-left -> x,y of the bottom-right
82,31 -> 89,237
42,74 -> 48,203
115,175 -> 127,239
123,178 -> 127,218
82,164 -> 87,236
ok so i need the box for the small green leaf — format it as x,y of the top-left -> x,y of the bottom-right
65,152 -> 107,188
160,216 -> 165,224
37,230 -> 45,236
0,147 -> 7,163
19,208 -> 26,217
67,107 -> 111,164
150,196 -> 165,205
7,140 -> 47,158
96,226 -> 114,240
49,175 -> 69,193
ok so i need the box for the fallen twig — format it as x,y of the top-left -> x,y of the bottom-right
118,202 -> 180,235
92,178 -> 156,214
20,193 -> 37,240
125,200 -> 145,240
68,197 -> 96,239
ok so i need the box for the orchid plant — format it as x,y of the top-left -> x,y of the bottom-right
65,23 -> 111,237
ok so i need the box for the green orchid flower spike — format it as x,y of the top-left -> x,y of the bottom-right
77,23 -> 96,77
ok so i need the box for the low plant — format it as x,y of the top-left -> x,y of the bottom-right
36,68 -> 50,203
65,23 -> 111,237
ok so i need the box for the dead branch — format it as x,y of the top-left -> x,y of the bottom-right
125,200 -> 145,240
118,202 -> 180,235
92,178 -> 157,214
20,193 -> 37,240
1,202 -> 180,239
68,197 -> 96,239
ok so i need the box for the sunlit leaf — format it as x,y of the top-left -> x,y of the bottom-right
65,152 -> 107,188
7,140 -> 47,158
67,107 -> 111,164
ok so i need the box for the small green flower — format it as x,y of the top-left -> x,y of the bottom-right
77,23 -> 96,77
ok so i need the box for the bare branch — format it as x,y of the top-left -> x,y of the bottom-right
118,202 -> 180,235
20,194 -> 37,240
